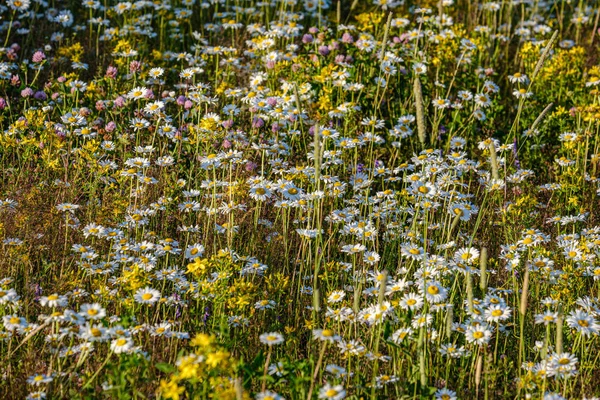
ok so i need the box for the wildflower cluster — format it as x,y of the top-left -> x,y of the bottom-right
1,0 -> 600,399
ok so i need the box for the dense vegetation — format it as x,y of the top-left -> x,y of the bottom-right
2,0 -> 600,398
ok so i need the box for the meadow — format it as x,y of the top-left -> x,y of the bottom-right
1,0 -> 600,398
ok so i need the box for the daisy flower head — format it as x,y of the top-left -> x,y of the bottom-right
313,329 -> 341,342
56,203 -> 80,213
249,184 -> 272,202
449,203 -> 472,221
457,90 -> 473,102
144,101 -> 165,114
228,315 -> 249,327
461,38 -> 477,50
325,364 -> 347,378
455,247 -> 480,264
400,292 -> 424,311
110,337 -> 134,354
513,88 -> 533,98
474,92 -> 491,108
465,323 -> 492,345
508,72 -> 528,84
548,352 -> 578,378
0,198 -> 18,211
439,343 -> 466,359
411,313 -> 433,329
327,290 -> 345,304
280,184 -> 303,201
39,293 -> 68,308
435,388 -> 458,400
390,327 -> 414,344
26,391 -> 46,400
80,303 -> 106,320
473,108 -> 486,121
0,288 -> 19,305
375,374 -> 399,387
484,304 -> 512,323
185,244 -> 205,260
360,116 -> 385,129
259,332 -> 285,346
8,0 -> 31,11
3,314 -> 27,331
337,339 -> 365,356
256,391 -> 285,400
559,132 -> 578,142
413,62 -> 427,75
134,287 -> 161,305
363,251 -> 380,265
27,373 -> 53,386
318,383 -> 346,400
432,98 -> 451,109
535,311 -> 558,325
127,86 -> 149,100
422,281 -> 448,303
566,309 -> 599,337
148,67 -> 164,78
82,223 -> 105,238
401,243 -> 425,260
449,136 -> 467,148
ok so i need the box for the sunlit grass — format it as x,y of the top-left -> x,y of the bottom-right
1,0 -> 600,399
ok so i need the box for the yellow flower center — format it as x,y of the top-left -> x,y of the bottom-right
142,293 -> 153,301
427,285 -> 439,295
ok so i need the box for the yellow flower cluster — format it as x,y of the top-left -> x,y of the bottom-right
158,333 -> 239,400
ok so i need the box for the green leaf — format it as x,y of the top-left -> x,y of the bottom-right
155,362 -> 176,374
